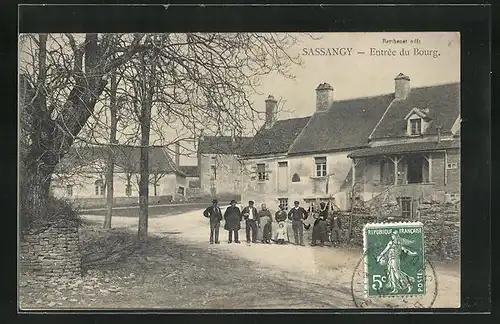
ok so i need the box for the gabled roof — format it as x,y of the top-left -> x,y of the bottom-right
404,107 -> 432,121
179,165 -> 199,177
370,83 -> 460,139
57,145 -> 184,175
287,94 -> 394,155
347,139 -> 460,158
239,117 -> 311,157
198,136 -> 252,155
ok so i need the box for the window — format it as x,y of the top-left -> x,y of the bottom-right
400,197 -> 413,219
315,157 -> 327,177
407,155 -> 425,184
257,163 -> 268,181
94,180 -> 105,196
447,162 -> 458,170
292,173 -> 301,182
177,186 -> 185,196
210,165 -> 217,180
380,159 -> 395,185
125,184 -> 132,197
410,119 -> 422,136
278,198 -> 289,211
66,185 -> 73,196
278,161 -> 288,167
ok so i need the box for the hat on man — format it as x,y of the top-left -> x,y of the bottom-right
230,199 -> 237,204
294,200 -> 300,205
249,200 -> 254,205
212,199 -> 218,204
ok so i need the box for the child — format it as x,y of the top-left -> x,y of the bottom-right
276,222 -> 287,245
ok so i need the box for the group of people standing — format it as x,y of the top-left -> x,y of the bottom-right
203,199 -> 343,247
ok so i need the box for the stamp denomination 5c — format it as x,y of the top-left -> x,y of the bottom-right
363,222 -> 425,298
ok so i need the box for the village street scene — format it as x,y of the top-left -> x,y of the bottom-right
19,32 -> 461,309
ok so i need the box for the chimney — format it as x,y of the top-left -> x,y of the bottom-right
394,73 -> 410,100
315,83 -> 334,112
264,95 -> 278,129
175,142 -> 180,167
436,125 -> 442,144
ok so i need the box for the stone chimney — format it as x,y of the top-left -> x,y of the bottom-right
264,95 -> 278,129
175,142 -> 180,167
394,73 -> 410,100
315,83 -> 334,112
436,125 -> 442,144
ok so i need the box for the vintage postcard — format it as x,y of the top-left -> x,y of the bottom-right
19,31 -> 460,310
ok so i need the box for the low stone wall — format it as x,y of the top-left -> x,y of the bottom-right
340,201 -> 460,260
72,196 -> 174,209
20,223 -> 82,279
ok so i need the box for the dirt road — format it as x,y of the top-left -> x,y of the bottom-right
82,206 -> 460,308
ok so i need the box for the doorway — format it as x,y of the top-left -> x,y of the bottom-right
277,161 -> 288,192
406,155 -> 424,184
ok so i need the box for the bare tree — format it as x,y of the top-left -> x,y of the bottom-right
20,33 -> 308,238
19,33 -> 147,229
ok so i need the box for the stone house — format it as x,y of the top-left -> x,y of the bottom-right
240,74 -> 460,213
197,136 -> 251,198
348,74 -> 460,217
52,145 -> 188,200
179,165 -> 200,188
240,88 -> 392,211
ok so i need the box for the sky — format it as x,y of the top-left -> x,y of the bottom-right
19,32 -> 460,166
180,31 -> 460,165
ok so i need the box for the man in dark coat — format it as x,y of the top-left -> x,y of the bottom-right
287,200 -> 309,246
203,199 -> 223,244
223,199 -> 242,243
242,201 -> 259,244
330,211 -> 343,247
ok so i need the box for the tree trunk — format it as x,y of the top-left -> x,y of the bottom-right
137,129 -> 150,238
22,162 -> 54,228
137,90 -> 152,239
104,72 -> 118,229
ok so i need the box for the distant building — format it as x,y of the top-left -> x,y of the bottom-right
197,136 -> 251,198
179,165 -> 200,188
51,145 -> 188,200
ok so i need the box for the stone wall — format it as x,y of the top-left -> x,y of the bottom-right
71,195 -> 175,209
340,200 -> 460,260
20,223 -> 82,279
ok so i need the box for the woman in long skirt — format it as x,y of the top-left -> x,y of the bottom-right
311,202 -> 329,246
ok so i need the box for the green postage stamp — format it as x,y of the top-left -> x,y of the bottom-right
363,222 -> 426,297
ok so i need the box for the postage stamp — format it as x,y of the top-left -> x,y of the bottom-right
363,222 -> 426,298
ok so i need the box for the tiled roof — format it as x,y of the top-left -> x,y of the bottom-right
179,165 -> 199,177
58,145 -> 184,175
370,83 -> 460,139
288,94 -> 394,155
198,136 -> 252,155
347,139 -> 460,158
239,117 -> 311,157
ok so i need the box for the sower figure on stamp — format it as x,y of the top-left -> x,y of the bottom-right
258,204 -> 273,244
224,200 -> 242,244
376,230 -> 418,293
287,200 -> 309,246
203,199 -> 223,244
242,201 -> 259,245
